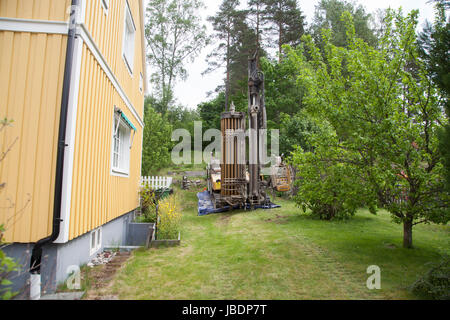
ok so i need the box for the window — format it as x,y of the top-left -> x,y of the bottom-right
111,110 -> 132,176
90,228 -> 102,255
139,72 -> 143,93
101,0 -> 109,14
122,1 -> 136,75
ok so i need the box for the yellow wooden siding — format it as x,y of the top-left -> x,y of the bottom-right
0,31 -> 67,243
84,0 -> 144,118
68,43 -> 143,240
0,0 -> 71,21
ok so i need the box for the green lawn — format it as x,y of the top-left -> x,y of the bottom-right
99,186 -> 449,300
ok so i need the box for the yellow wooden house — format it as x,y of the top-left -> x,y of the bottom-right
0,0 -> 147,298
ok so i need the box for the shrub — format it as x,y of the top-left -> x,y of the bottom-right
411,256 -> 450,300
156,195 -> 181,240
0,225 -> 19,300
138,184 -> 157,223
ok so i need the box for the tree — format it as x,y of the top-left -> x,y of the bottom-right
261,56 -> 305,123
418,0 -> 450,191
247,0 -> 266,64
279,111 -> 318,156
263,0 -> 306,61
310,0 -> 377,48
141,97 -> 173,175
145,0 -> 208,115
287,9 -> 450,248
205,0 -> 252,111
197,92 -> 225,133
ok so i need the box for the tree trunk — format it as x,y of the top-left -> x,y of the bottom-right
403,218 -> 413,248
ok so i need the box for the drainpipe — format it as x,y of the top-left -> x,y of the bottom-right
29,0 -> 79,300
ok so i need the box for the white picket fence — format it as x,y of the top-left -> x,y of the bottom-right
141,176 -> 173,190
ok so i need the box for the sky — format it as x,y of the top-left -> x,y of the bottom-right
145,0 -> 437,110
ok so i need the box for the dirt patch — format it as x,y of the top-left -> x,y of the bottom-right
83,251 -> 131,300
265,214 -> 290,224
384,243 -> 397,249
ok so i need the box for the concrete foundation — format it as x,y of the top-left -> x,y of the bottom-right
1,210 -> 136,299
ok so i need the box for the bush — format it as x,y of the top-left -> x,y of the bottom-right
156,195 -> 181,240
138,184 -> 157,223
0,225 -> 19,300
411,256 -> 450,300
291,126 -> 376,220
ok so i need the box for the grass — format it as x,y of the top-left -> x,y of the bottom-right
94,186 -> 449,300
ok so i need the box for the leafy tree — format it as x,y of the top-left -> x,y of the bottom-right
287,9 -> 450,248
145,0 -> 208,115
418,0 -> 450,191
261,56 -> 305,123
310,0 -> 377,48
291,124 -> 375,220
166,104 -> 200,148
279,111 -> 318,156
197,92 -> 225,133
263,0 -> 306,61
141,97 -> 173,175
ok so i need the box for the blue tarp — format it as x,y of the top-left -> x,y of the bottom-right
197,191 -> 281,216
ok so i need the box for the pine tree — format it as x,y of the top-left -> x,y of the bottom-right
263,0 -> 306,62
310,0 -> 377,48
206,0 -> 259,110
418,0 -> 450,191
205,0 -> 243,111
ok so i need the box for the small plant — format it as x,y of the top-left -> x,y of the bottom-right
138,184 -> 158,223
0,224 -> 20,300
156,194 -> 181,240
411,256 -> 450,300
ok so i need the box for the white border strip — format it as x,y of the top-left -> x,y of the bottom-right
54,0 -> 87,244
0,17 -> 68,34
54,34 -> 83,244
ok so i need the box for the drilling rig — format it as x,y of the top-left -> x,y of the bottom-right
205,53 -> 289,210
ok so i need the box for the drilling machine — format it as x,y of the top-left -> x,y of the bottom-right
206,53 -> 286,209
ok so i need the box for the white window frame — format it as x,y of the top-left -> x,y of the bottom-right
90,227 -> 102,256
111,110 -> 131,177
101,0 -> 109,15
122,0 -> 136,76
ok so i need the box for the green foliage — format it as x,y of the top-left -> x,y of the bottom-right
138,185 -> 158,223
279,111 -> 318,156
411,255 -> 450,300
206,0 -> 259,110
142,97 -> 173,175
261,57 -> 306,123
197,92 -> 225,132
310,0 -> 377,48
418,1 -> 450,191
0,225 -> 19,300
156,195 -> 181,240
261,0 -> 306,59
287,9 -> 450,247
291,124 -> 376,220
